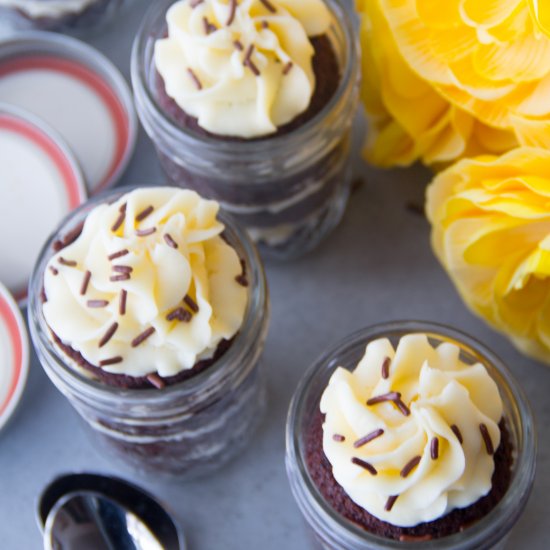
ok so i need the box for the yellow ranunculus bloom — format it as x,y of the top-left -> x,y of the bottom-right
357,0 -> 550,168
426,147 -> 550,363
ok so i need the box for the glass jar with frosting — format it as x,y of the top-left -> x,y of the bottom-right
286,321 -> 536,549
0,0 -> 133,34
131,0 -> 359,260
28,186 -> 269,478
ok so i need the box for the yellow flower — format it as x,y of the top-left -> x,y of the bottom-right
426,147 -> 550,364
357,0 -> 550,168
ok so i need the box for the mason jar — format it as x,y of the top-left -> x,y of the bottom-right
0,0 -> 133,35
286,321 -> 536,549
131,0 -> 360,260
28,186 -> 270,478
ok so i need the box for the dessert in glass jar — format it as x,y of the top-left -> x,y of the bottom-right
132,0 -> 360,259
286,321 -> 536,549
29,186 -> 270,478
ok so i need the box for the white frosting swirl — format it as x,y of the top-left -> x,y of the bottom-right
43,187 -> 248,379
320,334 -> 503,527
154,0 -> 332,138
0,0 -> 97,18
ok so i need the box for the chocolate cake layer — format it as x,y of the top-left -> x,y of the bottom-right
305,409 -> 513,541
154,34 -> 340,141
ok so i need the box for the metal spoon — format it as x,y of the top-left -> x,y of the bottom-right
37,473 -> 186,550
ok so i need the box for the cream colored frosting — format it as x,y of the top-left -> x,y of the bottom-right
0,0 -> 96,18
320,334 -> 503,527
154,0 -> 332,138
43,187 -> 248,379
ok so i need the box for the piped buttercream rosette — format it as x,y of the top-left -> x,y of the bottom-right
320,334 -> 503,527
43,187 -> 248,383
154,0 -> 332,138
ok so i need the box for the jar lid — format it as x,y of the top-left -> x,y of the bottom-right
0,281 -> 29,433
0,103 -> 87,301
0,31 -> 137,195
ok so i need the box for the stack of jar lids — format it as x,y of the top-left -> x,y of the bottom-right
0,31 -> 137,303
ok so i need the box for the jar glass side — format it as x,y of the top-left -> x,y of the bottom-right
285,321 -> 536,550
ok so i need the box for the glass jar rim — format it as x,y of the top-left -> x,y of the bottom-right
130,0 -> 359,155
286,320 -> 537,549
28,184 -> 269,405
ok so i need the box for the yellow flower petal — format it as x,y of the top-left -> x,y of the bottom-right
474,35 -> 550,82
459,0 -> 522,28
416,0 -> 462,29
529,0 -> 550,38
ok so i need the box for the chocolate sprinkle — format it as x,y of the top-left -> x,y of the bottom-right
113,265 -> 133,274
431,437 -> 439,460
80,270 -> 92,295
451,424 -> 463,445
107,249 -> 129,261
202,16 -> 217,34
135,227 -> 157,237
99,356 -> 123,367
400,455 -> 421,478
353,429 -> 384,449
111,207 -> 126,232
480,423 -> 494,455
136,205 -> 154,222
184,295 -> 199,313
259,0 -> 276,13
58,257 -> 77,267
399,534 -> 433,542
131,327 -> 156,348
351,457 -> 377,476
332,434 -> 345,442
99,322 -> 119,348
187,68 -> 203,91
395,397 -> 411,417
282,61 -> 293,75
235,273 -> 249,287
87,300 -> 109,308
146,373 -> 166,389
234,40 -> 244,51
164,233 -> 179,249
261,21 -> 269,29
226,0 -> 237,26
366,391 -> 400,406
49,266 -> 59,276
110,274 -> 131,282
166,307 -> 192,323
119,289 -> 127,315
244,44 -> 254,63
381,356 -> 391,379
246,60 -> 259,75
385,495 -> 399,512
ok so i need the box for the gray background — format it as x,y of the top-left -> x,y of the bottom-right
0,0 -> 548,548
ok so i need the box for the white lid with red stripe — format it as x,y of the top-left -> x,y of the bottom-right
0,103 -> 87,301
0,281 -> 29,432
0,31 -> 137,195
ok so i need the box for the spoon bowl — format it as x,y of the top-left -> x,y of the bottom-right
38,473 -> 185,550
